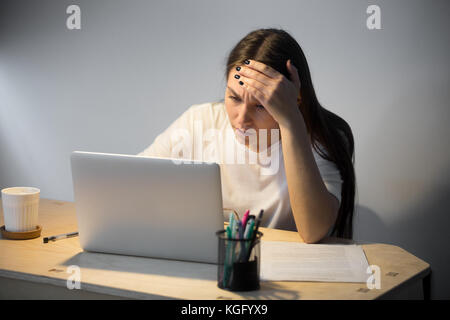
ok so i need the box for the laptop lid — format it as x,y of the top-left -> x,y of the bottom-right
70,151 -> 224,264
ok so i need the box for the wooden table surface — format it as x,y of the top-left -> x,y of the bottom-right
0,198 -> 431,299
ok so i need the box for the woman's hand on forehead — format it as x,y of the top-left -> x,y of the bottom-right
233,59 -> 302,129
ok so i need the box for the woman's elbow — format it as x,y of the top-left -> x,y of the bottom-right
301,233 -> 327,244
300,212 -> 338,244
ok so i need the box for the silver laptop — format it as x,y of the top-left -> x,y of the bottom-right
70,151 -> 224,264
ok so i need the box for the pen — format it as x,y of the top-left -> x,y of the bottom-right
43,231 -> 79,243
245,209 -> 264,262
253,209 -> 264,235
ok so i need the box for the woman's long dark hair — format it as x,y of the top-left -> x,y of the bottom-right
224,28 -> 356,239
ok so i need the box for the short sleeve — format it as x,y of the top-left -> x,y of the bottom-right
312,148 -> 342,204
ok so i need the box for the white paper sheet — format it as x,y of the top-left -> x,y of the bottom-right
260,241 -> 370,283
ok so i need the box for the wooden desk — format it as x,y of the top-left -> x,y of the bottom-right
0,199 -> 430,300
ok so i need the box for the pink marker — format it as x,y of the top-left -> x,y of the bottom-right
241,209 -> 250,233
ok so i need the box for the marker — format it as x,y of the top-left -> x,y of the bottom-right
43,231 -> 79,243
244,218 -> 255,240
223,225 -> 232,287
241,209 -> 250,234
237,220 -> 243,240
228,216 -> 239,287
230,215 -> 236,239
240,218 -> 255,262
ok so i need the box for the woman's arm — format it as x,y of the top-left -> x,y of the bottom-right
280,112 -> 339,243
235,59 -> 339,242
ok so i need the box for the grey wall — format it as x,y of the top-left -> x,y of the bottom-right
1,0 -> 449,298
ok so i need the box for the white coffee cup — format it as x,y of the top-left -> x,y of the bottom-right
1,187 -> 40,232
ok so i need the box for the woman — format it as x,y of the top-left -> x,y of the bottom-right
138,28 -> 355,243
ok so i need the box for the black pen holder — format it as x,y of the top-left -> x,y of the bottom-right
216,230 -> 263,291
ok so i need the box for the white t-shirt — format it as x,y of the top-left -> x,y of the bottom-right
137,101 -> 342,233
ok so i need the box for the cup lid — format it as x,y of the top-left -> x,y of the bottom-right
1,187 -> 40,196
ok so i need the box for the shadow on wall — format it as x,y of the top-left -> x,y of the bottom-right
355,181 -> 450,299
354,205 -> 387,244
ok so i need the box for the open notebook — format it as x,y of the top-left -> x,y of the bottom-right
260,241 -> 370,283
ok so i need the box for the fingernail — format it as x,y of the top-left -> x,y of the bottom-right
234,74 -> 240,79
244,59 -> 250,65
239,81 -> 244,85
236,66 -> 241,71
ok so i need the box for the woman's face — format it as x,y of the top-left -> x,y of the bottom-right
224,71 -> 280,151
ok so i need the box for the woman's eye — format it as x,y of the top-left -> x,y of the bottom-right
228,96 -> 264,110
